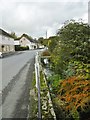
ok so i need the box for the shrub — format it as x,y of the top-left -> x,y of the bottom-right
42,50 -> 50,56
47,74 -> 61,94
57,76 -> 90,120
15,45 -> 29,51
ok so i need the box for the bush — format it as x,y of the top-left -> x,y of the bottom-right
41,50 -> 50,56
49,21 -> 90,77
47,74 -> 61,94
15,45 -> 29,51
57,76 -> 90,120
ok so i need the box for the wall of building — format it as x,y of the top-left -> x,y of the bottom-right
0,34 -> 15,53
0,44 -> 15,52
19,37 -> 30,47
19,37 -> 37,50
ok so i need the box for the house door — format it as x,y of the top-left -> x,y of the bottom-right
2,45 -> 4,52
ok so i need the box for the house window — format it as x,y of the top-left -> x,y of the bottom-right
2,45 -> 4,48
2,45 -> 4,52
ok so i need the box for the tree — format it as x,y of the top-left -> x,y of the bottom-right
57,21 -> 90,64
50,20 -> 90,78
38,37 -> 44,44
47,36 -> 59,53
10,32 -> 17,39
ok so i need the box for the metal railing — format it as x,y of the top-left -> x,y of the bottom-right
35,52 -> 41,119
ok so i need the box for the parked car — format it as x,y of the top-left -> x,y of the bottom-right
0,52 -> 2,58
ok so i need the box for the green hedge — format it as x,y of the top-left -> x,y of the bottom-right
15,45 -> 29,51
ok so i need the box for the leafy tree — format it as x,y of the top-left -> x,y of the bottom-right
57,21 -> 90,64
10,32 -> 17,39
46,20 -> 90,120
38,37 -> 44,44
47,36 -> 59,52
50,20 -> 90,78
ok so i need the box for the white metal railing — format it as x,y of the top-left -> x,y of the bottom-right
35,52 -> 41,119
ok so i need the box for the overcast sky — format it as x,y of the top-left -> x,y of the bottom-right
0,0 -> 89,39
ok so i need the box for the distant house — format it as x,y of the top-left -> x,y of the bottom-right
15,34 -> 37,50
0,28 -> 15,53
14,40 -> 20,46
38,43 -> 45,49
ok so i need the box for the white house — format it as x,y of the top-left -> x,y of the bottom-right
15,34 -> 37,50
38,43 -> 45,49
0,28 -> 15,53
14,40 -> 20,45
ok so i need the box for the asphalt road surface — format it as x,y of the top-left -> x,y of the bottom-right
0,50 -> 39,119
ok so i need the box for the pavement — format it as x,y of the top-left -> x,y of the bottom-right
1,51 -> 23,58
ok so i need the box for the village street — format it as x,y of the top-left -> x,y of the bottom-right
0,50 -> 40,119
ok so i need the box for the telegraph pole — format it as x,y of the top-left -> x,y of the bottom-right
46,30 -> 47,39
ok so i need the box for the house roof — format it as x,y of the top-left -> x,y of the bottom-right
15,34 -> 32,40
0,28 -> 13,38
15,33 -> 38,43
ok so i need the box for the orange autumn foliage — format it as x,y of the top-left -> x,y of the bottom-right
58,76 -> 90,112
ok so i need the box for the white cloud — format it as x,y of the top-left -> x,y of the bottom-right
0,0 -> 89,38
1,0 -> 89,2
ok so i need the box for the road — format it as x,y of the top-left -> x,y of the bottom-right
0,50 -> 39,119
